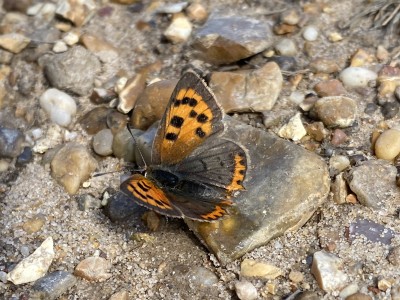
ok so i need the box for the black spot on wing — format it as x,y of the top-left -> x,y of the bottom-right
195,127 -> 206,138
166,132 -> 178,141
170,116 -> 184,128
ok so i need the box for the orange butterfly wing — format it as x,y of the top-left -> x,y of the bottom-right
120,174 -> 182,218
152,71 -> 223,166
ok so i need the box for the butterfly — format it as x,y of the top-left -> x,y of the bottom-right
120,71 -> 248,221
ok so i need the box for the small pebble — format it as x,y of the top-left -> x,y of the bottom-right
376,45 -> 389,61
339,67 -> 377,89
63,31 -> 80,46
331,128 -> 348,146
381,102 -> 399,119
20,246 -> 30,257
313,96 -> 357,128
281,9 -> 300,25
186,3 -> 208,23
303,25 -> 319,41
350,49 -> 373,67
364,103 -> 378,115
309,58 -> 340,74
328,32 -> 343,42
74,256 -> 112,282
106,111 -> 128,134
92,129 -> 113,156
51,143 -> 98,195
80,107 -> 111,135
275,38 -> 297,56
278,113 -> 307,141
76,194 -> 102,211
288,270 -> 304,283
332,172 -> 348,204
0,33 -> 31,53
112,127 -> 139,162
6,237 -> 55,285
0,159 -> 10,172
235,280 -> 258,300
330,155 -> 350,174
339,283 -> 359,298
311,250 -> 348,292
388,246 -> 400,266
306,122 -> 328,142
375,129 -> 400,160
52,40 -> 68,53
289,90 -> 305,104
31,270 -> 77,300
22,215 -> 46,234
16,147 -> 33,166
55,0 -> 96,26
186,266 -> 219,288
240,259 -> 282,279
314,79 -> 347,97
164,14 -> 193,43
40,88 -> 77,127
0,127 -> 24,158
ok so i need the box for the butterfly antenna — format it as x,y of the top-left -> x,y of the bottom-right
127,125 -> 148,169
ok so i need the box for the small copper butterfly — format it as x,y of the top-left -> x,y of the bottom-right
121,71 -> 248,221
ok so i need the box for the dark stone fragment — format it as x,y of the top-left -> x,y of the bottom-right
16,147 -> 33,166
31,270 -> 77,300
381,102 -> 399,119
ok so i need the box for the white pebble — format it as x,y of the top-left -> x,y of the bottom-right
30,128 -> 43,140
53,40 -> 68,53
7,237 -> 55,285
27,3 -> 44,15
164,15 -> 193,43
275,38 -> 297,56
0,160 -> 10,172
63,31 -> 80,46
289,90 -> 305,104
303,25 -> 319,41
40,88 -> 77,127
278,113 -> 307,141
339,67 -> 377,88
235,281 -> 258,300
20,246 -> 30,257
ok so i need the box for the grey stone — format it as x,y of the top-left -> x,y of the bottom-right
31,270 -> 77,300
192,16 -> 273,65
44,46 -> 101,96
0,127 -> 24,158
348,159 -> 399,212
185,117 -> 329,264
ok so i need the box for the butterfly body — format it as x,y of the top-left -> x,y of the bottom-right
121,71 -> 248,221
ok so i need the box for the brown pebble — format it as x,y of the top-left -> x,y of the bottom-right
309,58 -> 340,74
274,23 -> 297,35
314,79 -> 347,97
345,194 -> 358,204
79,107 -> 112,135
331,129 -> 348,146
106,110 -> 128,134
22,215 -> 46,234
186,3 -> 208,23
74,257 -> 112,282
306,122 -> 328,142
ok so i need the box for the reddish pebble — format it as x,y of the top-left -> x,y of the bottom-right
331,129 -> 348,145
